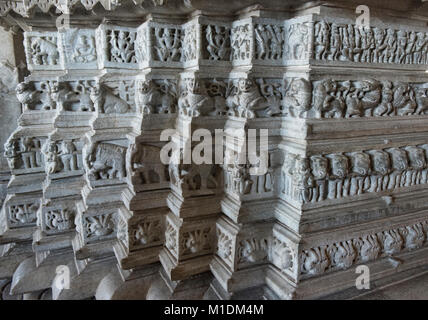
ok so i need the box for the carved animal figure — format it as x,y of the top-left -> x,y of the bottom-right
90,85 -> 129,114
178,78 -> 213,117
30,37 -> 59,65
415,87 -> 428,115
283,78 -> 312,117
130,144 -> 167,184
345,79 -> 381,117
16,82 -> 55,110
88,143 -> 126,180
313,79 -> 345,118
392,83 -> 417,116
136,80 -> 175,114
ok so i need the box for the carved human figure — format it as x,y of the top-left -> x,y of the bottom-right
326,154 -> 349,200
72,35 -> 96,63
373,81 -> 394,116
395,30 -> 408,64
292,157 -> 314,203
329,23 -> 342,61
206,25 -> 230,61
368,150 -> 391,192
20,137 -> 39,169
348,152 -> 370,196
155,27 -> 181,62
42,140 -> 62,174
4,139 -> 21,169
281,152 -> 296,196
310,155 -> 328,202
372,27 -> 387,63
405,31 -> 416,64
404,146 -> 426,186
314,21 -> 330,60
226,78 -> 267,118
59,140 -> 78,171
255,25 -> 269,60
384,29 -> 397,63
387,148 -> 409,189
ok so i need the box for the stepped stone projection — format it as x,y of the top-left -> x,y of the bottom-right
1,0 -> 428,300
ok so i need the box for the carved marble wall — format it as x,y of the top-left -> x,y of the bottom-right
1,0 -> 428,300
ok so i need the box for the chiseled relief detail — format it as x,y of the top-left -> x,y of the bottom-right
129,143 -> 170,187
41,139 -> 83,175
7,201 -> 40,227
314,21 -> 428,65
136,26 -> 149,63
4,137 -> 45,170
182,23 -> 198,62
90,81 -> 133,114
153,25 -> 183,62
226,78 -> 283,118
203,24 -> 231,61
86,141 -> 127,181
300,221 -> 428,277
24,32 -> 61,69
15,81 -> 58,111
83,212 -> 117,242
216,227 -> 234,264
165,218 -> 179,257
231,23 -> 252,61
105,28 -> 138,64
285,22 -> 310,61
254,24 -> 285,60
282,145 -> 428,203
177,77 -> 231,117
135,79 -> 177,114
270,236 -> 295,274
224,151 -> 274,198
129,217 -> 163,249
43,207 -> 75,233
237,237 -> 269,265
284,78 -> 428,119
62,29 -> 97,67
181,227 -> 213,257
